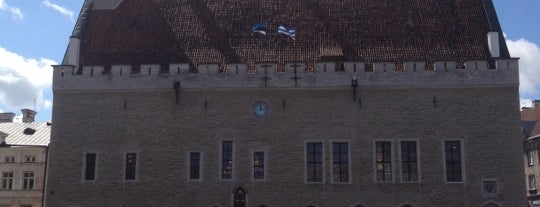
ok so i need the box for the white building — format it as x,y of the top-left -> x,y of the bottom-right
0,109 -> 50,207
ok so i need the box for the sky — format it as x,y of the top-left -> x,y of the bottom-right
0,0 -> 539,122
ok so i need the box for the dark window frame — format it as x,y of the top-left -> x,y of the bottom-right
84,153 -> 97,181
189,152 -> 201,180
125,152 -> 137,181
376,141 -> 392,182
332,142 -> 349,183
221,141 -> 233,180
1,172 -> 14,190
253,151 -> 265,180
306,142 -> 323,183
445,140 -> 463,182
401,141 -> 418,182
22,171 -> 34,190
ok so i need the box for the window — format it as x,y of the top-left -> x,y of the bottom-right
253,151 -> 265,180
25,156 -> 36,163
125,153 -> 137,181
84,153 -> 97,181
445,141 -> 463,182
189,152 -> 201,180
4,156 -> 14,163
530,175 -> 537,190
529,150 -> 535,166
376,141 -> 392,182
332,142 -> 349,183
306,142 -> 323,183
20,205 -> 32,207
23,172 -> 34,190
401,141 -> 418,182
1,172 -> 13,190
221,141 -> 233,179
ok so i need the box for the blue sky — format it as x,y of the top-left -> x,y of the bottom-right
0,0 -> 539,122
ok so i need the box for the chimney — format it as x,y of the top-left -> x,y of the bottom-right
487,31 -> 500,58
20,109 -> 37,123
0,113 -> 16,123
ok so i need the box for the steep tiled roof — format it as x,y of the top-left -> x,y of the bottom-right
76,0 -> 509,72
0,122 -> 51,146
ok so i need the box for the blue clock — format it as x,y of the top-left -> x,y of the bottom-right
253,102 -> 269,117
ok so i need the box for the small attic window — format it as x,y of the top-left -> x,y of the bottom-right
23,128 -> 36,135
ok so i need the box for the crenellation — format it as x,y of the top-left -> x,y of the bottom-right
227,64 -> 248,75
170,63 -> 192,75
403,61 -> 426,72
315,62 -> 336,73
52,59 -> 519,90
140,64 -> 161,75
496,58 -> 519,70
373,62 -> 397,72
343,62 -> 366,73
465,60 -> 489,70
434,61 -> 457,72
111,65 -> 132,76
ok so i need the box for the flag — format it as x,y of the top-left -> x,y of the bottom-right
252,23 -> 267,35
278,25 -> 296,41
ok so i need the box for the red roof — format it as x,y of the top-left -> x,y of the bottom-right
76,0 -> 509,72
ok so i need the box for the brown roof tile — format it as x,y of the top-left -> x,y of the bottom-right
76,0 -> 509,72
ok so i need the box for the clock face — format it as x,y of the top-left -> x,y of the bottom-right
253,102 -> 269,117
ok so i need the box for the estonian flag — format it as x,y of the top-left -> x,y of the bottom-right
278,25 -> 296,41
252,23 -> 267,35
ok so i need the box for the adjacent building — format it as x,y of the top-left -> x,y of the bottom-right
45,0 -> 526,206
523,100 -> 540,206
0,109 -> 50,207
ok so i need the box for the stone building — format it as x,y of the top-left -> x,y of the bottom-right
45,0 -> 526,206
523,101 -> 540,206
0,109 -> 50,207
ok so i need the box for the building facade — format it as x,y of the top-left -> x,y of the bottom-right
523,101 -> 540,206
45,0 -> 526,206
0,110 -> 50,207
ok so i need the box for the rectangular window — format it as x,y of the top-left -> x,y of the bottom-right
401,141 -> 418,182
376,141 -> 392,182
23,172 -> 34,190
332,142 -> 349,183
221,141 -> 233,180
306,142 -> 323,183
529,150 -> 535,166
125,153 -> 137,181
1,172 -> 13,190
84,153 -> 97,181
253,151 -> 265,180
530,175 -> 537,190
189,152 -> 201,180
4,156 -> 14,163
445,141 -> 463,182
25,156 -> 36,163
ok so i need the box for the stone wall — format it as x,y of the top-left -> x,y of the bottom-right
45,83 -> 526,206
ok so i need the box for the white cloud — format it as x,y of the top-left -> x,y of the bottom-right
506,38 -> 540,96
0,47 -> 55,114
521,98 -> 534,109
0,0 -> 23,20
42,0 -> 74,20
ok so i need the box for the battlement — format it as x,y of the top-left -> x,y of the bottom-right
53,59 -> 519,91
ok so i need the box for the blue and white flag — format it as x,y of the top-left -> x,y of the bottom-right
252,23 -> 267,35
278,25 -> 296,41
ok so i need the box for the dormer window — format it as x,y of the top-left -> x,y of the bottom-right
23,128 -> 36,135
